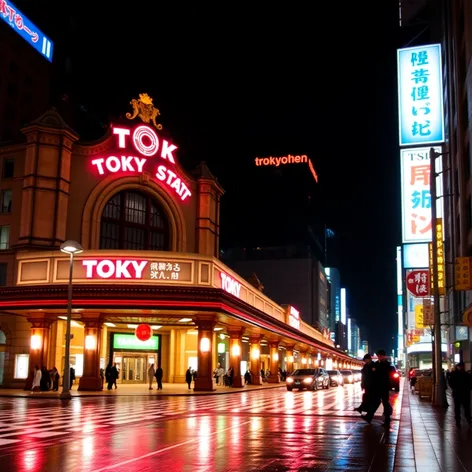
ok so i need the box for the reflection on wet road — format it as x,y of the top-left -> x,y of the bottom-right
0,383 -> 401,471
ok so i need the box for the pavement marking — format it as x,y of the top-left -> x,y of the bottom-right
90,419 -> 253,472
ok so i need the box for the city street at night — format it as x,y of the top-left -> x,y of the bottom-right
0,385 -> 401,472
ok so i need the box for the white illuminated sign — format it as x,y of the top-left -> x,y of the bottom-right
403,242 -> 429,268
220,272 -> 241,298
340,288 -> 347,325
397,44 -> 444,146
400,147 -> 443,243
288,306 -> 301,330
82,259 -> 148,279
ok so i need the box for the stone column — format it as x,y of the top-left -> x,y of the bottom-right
78,314 -> 103,391
268,342 -> 280,383
249,335 -> 263,385
285,345 -> 295,374
25,314 -> 54,390
228,327 -> 245,388
194,315 -> 217,391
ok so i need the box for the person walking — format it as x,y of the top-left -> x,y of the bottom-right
373,349 -> 393,427
448,361 -> 472,427
354,354 -> 374,414
155,365 -> 163,390
148,363 -> 156,390
185,367 -> 193,390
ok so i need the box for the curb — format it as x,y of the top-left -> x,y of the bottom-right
0,384 -> 286,400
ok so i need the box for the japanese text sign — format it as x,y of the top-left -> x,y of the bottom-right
455,257 -> 472,291
428,219 -> 445,296
400,147 -> 443,243
0,0 -> 54,62
406,269 -> 430,297
397,44 -> 444,146
422,298 -> 433,325
415,305 -> 424,329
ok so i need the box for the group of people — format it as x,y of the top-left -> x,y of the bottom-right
354,349 -> 393,427
31,365 -> 75,392
148,363 -> 164,390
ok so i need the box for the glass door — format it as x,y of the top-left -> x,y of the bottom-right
121,355 -> 147,383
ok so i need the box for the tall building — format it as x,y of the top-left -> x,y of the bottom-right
325,267 -> 341,336
348,318 -> 360,358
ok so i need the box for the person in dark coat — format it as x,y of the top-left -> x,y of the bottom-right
354,354 -> 374,414
155,366 -> 163,390
448,362 -> 472,427
105,363 -> 113,390
69,367 -> 76,389
185,367 -> 193,390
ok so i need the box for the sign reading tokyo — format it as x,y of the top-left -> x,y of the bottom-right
220,272 -> 241,298
397,44 -> 444,146
90,94 -> 191,202
0,0 -> 53,62
400,147 -> 443,243
287,306 -> 300,330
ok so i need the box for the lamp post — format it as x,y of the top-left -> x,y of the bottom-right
59,240 -> 83,400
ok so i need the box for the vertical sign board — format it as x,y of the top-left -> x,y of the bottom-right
428,218 -> 445,296
454,257 -> 472,291
397,44 -> 444,146
400,147 -> 443,243
0,1 -> 54,62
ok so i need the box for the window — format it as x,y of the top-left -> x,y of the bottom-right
0,226 -> 9,250
0,263 -> 6,286
1,190 -> 12,213
3,159 -> 14,179
14,354 -> 29,379
100,191 -> 169,250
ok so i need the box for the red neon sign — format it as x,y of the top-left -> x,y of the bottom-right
90,124 -> 191,201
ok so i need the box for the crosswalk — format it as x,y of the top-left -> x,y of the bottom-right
0,385 -> 398,448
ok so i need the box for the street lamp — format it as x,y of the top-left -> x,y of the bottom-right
59,240 -> 83,400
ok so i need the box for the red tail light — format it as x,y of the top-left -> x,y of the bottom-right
393,373 -> 399,378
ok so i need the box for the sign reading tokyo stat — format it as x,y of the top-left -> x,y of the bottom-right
90,94 -> 192,202
397,44 -> 444,146
0,0 -> 54,62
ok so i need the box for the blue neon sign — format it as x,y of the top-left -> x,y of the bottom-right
397,44 -> 444,147
0,0 -> 54,62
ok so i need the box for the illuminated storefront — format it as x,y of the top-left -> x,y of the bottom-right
0,94 -> 361,391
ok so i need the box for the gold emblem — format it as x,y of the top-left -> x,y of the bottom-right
126,93 -> 163,130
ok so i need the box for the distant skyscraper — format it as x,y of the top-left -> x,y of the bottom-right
325,267 -> 341,335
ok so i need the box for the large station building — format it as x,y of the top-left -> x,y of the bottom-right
0,94 -> 360,390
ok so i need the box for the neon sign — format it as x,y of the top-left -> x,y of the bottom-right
90,124 -> 191,202
255,155 -> 308,167
82,259 -> 148,279
288,306 -> 301,330
220,272 -> 241,298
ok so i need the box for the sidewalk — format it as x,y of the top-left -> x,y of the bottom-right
0,381 -> 285,399
394,383 -> 472,471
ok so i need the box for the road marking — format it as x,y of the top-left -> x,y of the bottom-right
90,419 -> 252,472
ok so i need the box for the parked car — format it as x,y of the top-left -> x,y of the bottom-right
352,369 -> 362,382
340,369 -> 354,384
390,365 -> 400,392
286,368 -> 330,391
327,369 -> 344,386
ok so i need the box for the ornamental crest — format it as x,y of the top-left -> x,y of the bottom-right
126,93 -> 163,130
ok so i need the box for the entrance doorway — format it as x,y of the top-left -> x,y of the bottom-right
114,352 -> 158,384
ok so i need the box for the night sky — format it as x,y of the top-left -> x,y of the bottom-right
17,1 -> 401,354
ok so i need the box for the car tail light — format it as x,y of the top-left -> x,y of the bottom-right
393,373 -> 399,378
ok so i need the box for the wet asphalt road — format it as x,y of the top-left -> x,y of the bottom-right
0,383 -> 401,472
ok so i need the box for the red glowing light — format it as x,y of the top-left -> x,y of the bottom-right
155,165 -> 191,201
393,373 -> 400,378
135,324 -> 152,342
91,155 -> 146,175
133,125 -> 159,157
82,259 -> 148,279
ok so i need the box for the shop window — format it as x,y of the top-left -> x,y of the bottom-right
0,263 -> 6,286
14,354 -> 29,379
100,191 -> 169,250
1,189 -> 12,213
3,159 -> 14,179
0,226 -> 9,250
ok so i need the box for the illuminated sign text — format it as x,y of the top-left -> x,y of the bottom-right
90,124 -> 191,202
288,306 -> 300,330
82,259 -> 148,279
397,44 -> 444,146
255,155 -> 308,167
220,272 -> 241,298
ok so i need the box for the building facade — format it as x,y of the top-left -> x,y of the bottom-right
0,94 -> 361,390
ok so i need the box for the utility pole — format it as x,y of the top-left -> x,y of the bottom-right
430,147 -> 447,407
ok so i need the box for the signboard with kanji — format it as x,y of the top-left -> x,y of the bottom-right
415,305 -> 424,328
455,257 -> 472,291
406,269 -> 430,297
423,298 -> 433,325
429,218 -> 445,296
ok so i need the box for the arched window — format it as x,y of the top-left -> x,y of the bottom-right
100,191 -> 169,250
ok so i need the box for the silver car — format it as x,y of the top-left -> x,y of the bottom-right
286,368 -> 330,391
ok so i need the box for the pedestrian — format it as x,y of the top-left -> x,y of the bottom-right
69,366 -> 76,390
155,366 -> 163,390
185,367 -> 193,390
148,363 -> 155,390
371,349 -> 393,427
105,363 -> 113,390
354,354 -> 374,414
448,362 -> 472,427
99,368 -> 105,389
111,363 -> 119,389
31,365 -> 41,392
52,367 -> 60,391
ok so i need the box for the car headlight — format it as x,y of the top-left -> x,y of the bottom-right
303,378 -> 313,384
286,378 -> 294,383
